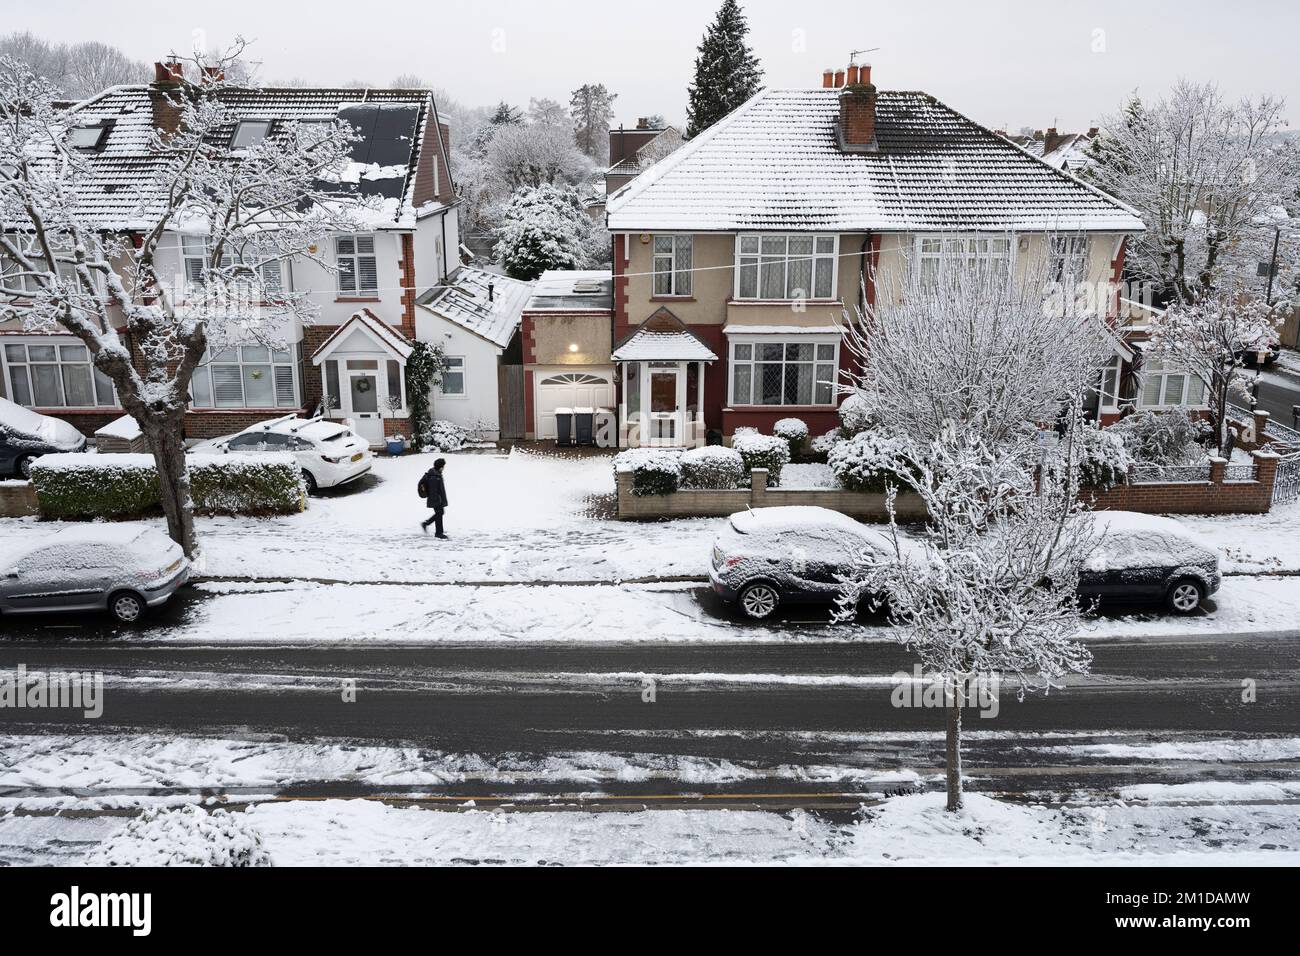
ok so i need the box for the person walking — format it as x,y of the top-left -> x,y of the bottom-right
418,458 -> 449,538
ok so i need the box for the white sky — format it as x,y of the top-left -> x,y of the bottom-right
9,0 -> 1298,132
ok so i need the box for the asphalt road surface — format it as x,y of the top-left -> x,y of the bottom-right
2,584 -> 1297,805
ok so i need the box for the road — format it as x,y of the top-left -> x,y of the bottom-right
1252,363 -> 1300,429
2,584 -> 1297,806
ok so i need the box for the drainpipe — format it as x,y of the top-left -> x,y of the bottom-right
858,231 -> 874,313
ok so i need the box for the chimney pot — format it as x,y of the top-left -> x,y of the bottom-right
200,65 -> 225,84
846,65 -> 860,86
859,64 -> 872,87
153,60 -> 184,85
833,69 -> 845,88
822,69 -> 834,89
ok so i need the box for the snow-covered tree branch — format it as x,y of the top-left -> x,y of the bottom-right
836,248 -> 1111,810
0,42 -> 364,557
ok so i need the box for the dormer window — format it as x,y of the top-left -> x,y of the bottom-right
230,120 -> 272,149
66,123 -> 110,150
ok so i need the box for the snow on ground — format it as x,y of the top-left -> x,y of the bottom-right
780,462 -> 839,489
3,791 -> 1294,866
1180,498 -> 1300,573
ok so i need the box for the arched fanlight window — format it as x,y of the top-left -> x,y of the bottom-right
540,373 -> 609,386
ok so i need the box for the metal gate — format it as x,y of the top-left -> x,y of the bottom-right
1274,451 -> 1300,505
497,365 -> 525,440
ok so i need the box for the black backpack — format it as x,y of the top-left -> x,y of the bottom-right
417,476 -> 428,498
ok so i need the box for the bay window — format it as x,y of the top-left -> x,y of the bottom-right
336,234 -> 379,297
729,339 -> 838,406
652,235 -> 692,296
3,340 -> 116,408
736,234 -> 836,300
1139,359 -> 1207,409
190,345 -> 300,409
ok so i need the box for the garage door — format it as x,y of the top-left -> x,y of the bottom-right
536,370 -> 615,439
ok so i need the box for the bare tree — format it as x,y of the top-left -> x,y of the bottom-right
1088,81 -> 1299,304
390,73 -> 426,90
0,43 -> 362,557
836,247 -> 1111,811
1145,288 -> 1283,453
64,41 -> 151,97
485,123 -> 592,191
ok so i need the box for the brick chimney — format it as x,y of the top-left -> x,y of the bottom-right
200,65 -> 225,85
153,59 -> 184,85
836,63 -> 877,150
636,117 -> 650,130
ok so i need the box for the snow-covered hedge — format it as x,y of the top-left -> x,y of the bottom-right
731,429 -> 790,486
613,447 -> 682,496
1073,424 -> 1132,490
773,417 -> 810,457
810,427 -> 844,455
680,445 -> 744,489
31,453 -> 305,519
827,428 -> 915,492
1109,410 -> 1210,465
420,419 -> 470,452
87,805 -> 272,867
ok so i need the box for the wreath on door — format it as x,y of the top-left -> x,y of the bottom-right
355,378 -> 372,393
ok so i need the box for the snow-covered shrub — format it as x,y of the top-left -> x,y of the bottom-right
87,805 -> 272,867
680,445 -> 744,489
827,428 -> 915,492
613,447 -> 682,496
731,431 -> 790,486
1109,410 -> 1210,465
1071,424 -> 1132,490
838,392 -> 877,436
31,453 -> 305,519
811,428 -> 843,455
492,183 -> 596,281
773,417 -> 809,457
421,419 -> 470,452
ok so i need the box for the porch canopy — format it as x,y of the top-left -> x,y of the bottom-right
613,308 -> 717,448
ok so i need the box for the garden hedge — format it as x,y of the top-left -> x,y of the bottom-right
31,452 -> 306,519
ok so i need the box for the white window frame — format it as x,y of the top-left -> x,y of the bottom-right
733,234 -> 839,301
727,335 -> 840,407
190,345 -> 300,410
1137,358 -> 1208,410
439,356 -> 466,397
179,235 -> 289,298
230,119 -> 273,150
1098,356 -> 1122,413
335,234 -> 379,297
914,234 -> 1015,285
2,338 -> 118,409
652,234 -> 693,297
1049,235 -> 1091,284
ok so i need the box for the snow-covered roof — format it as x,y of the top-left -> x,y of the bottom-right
606,89 -> 1144,233
417,267 -> 533,349
612,329 -> 717,362
42,85 -> 443,230
310,308 -> 413,362
523,271 -> 613,313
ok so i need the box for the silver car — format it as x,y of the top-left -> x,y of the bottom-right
0,525 -> 190,624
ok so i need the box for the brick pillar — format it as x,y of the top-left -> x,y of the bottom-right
1252,449 -> 1280,493
1254,409 -> 1271,445
1208,456 -> 1227,484
750,467 -> 769,507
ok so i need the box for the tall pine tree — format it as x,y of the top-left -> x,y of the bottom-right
685,0 -> 764,138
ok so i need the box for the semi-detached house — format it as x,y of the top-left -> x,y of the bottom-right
0,62 -> 493,448
585,64 -> 1150,447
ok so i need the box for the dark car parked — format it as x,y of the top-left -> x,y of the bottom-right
0,397 -> 86,477
1080,512 -> 1221,614
708,506 -> 913,619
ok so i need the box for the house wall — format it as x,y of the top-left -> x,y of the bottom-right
416,308 -> 503,439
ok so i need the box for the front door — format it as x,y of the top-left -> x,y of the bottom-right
348,372 -> 382,445
649,366 -> 681,444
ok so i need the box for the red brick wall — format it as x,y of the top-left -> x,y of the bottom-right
398,233 -> 418,337
1084,452 -> 1279,515
182,409 -> 305,440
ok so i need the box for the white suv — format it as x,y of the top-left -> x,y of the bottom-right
199,415 -> 372,493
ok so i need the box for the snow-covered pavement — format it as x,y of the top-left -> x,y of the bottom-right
2,790 -> 1296,866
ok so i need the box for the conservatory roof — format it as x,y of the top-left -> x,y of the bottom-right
418,267 -> 533,349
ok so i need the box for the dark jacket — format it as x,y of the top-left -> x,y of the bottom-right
422,468 -> 448,510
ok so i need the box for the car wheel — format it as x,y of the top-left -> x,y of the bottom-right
1166,578 -> 1205,615
109,590 -> 145,624
738,582 -> 780,620
15,456 -> 33,479
301,470 -> 319,495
